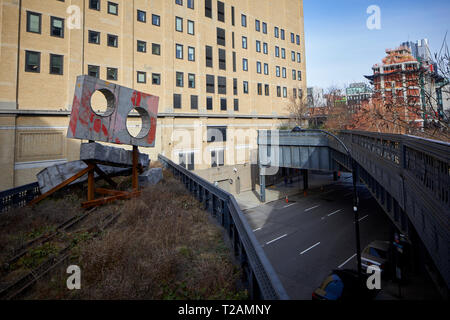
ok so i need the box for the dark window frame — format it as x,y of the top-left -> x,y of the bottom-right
107,34 -> 118,47
89,0 -> 100,11
188,46 -> 195,61
137,10 -> 146,22
88,65 -> 100,78
137,71 -> 147,83
88,30 -> 101,44
152,43 -> 161,55
175,43 -> 184,59
188,73 -> 196,88
106,67 -> 118,81
152,14 -> 160,26
173,93 -> 182,109
26,11 -> 42,34
107,2 -> 118,15
152,73 -> 161,85
175,16 -> 183,32
50,16 -> 64,38
137,40 -> 147,53
176,71 -> 184,87
49,54 -> 64,75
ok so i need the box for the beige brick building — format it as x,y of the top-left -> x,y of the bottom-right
0,0 -> 306,190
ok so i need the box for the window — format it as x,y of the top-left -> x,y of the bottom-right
179,152 -> 194,170
175,17 -> 183,32
264,63 -> 268,75
291,51 -> 295,61
217,1 -> 225,22
263,42 -> 268,54
152,43 -> 161,55
50,17 -> 64,38
256,40 -> 261,52
232,32 -> 235,48
256,61 -> 261,74
88,65 -> 100,78
242,58 -> 248,71
282,67 -> 286,78
233,78 -> 237,95
297,52 -> 301,63
296,35 -> 300,45
231,7 -> 235,25
88,30 -> 100,44
291,33 -> 295,43
280,29 -> 285,40
292,69 -> 296,80
176,0 -> 183,5
108,34 -> 118,47
137,10 -> 146,22
218,48 -> 226,70
187,20 -> 194,34
217,27 -> 225,46
107,67 -> 118,80
176,72 -> 184,87
265,84 -> 270,96
243,81 -> 249,94
262,22 -> 267,34
234,98 -> 239,111
27,11 -> 41,34
293,88 -> 297,99
188,0 -> 194,9
152,14 -> 160,26
173,94 -> 182,109
281,48 -> 286,59
255,19 -> 260,32
50,54 -> 63,75
176,44 -> 183,59
152,73 -> 161,85
206,96 -> 213,110
241,14 -> 247,27
220,98 -> 227,111
274,26 -> 279,38
191,95 -> 198,109
137,71 -> 146,83
108,2 -> 118,15
211,150 -> 224,167
242,36 -> 247,49
283,87 -> 287,97
257,83 -> 262,95
276,66 -> 280,77
188,47 -> 195,61
298,70 -> 302,81
218,76 -> 226,94
233,52 -> 236,72
188,73 -> 195,88
90,0 -> 100,10
206,46 -> 213,67
276,86 -> 281,97
206,74 -> 215,93
205,0 -> 212,18
137,40 -> 147,53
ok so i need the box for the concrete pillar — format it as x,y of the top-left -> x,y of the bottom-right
259,172 -> 266,202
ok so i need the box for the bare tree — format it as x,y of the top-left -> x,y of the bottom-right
286,94 -> 309,128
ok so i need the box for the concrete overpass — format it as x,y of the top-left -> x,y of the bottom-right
257,130 -> 450,289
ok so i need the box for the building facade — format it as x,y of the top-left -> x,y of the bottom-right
0,0 -> 307,190
345,82 -> 372,112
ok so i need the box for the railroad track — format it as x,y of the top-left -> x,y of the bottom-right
0,209 -> 122,300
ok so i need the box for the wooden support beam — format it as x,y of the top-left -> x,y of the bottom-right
88,167 -> 95,201
132,145 -> 139,191
95,188 -> 126,196
81,190 -> 141,209
28,164 -> 95,207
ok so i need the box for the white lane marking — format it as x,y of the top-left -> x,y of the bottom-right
321,209 -> 343,220
354,214 -> 369,223
265,234 -> 288,245
283,203 -> 296,208
304,205 -> 320,212
300,242 -> 321,255
253,227 -> 262,232
338,253 -> 357,269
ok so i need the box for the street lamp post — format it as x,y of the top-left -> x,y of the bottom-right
292,127 -> 362,278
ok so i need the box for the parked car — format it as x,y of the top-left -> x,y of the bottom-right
361,240 -> 391,277
312,269 -> 378,300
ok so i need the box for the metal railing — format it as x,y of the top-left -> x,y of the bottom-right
0,182 -> 41,214
158,154 -> 289,300
328,130 -> 450,288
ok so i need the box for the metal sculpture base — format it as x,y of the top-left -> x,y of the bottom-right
29,146 -> 142,209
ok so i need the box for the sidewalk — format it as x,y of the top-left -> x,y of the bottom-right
376,275 -> 444,300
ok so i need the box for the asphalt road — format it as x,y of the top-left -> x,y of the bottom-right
243,173 -> 394,299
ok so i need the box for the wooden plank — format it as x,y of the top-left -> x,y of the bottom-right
95,188 -> 126,196
81,191 -> 141,209
132,146 -> 139,191
28,164 -> 94,207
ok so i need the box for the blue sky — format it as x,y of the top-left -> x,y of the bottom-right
304,0 -> 450,89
